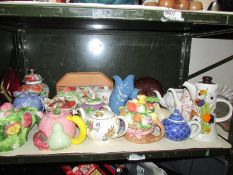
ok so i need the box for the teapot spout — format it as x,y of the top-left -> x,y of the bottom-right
154,90 -> 167,108
183,81 -> 196,100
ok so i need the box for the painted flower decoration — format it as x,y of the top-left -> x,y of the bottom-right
23,112 -> 32,128
5,122 -> 21,135
198,90 -> 207,96
195,99 -> 205,107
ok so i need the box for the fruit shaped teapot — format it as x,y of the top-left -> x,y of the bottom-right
162,109 -> 201,142
34,108 -> 86,150
154,87 -> 193,121
79,108 -> 128,142
21,69 -> 49,98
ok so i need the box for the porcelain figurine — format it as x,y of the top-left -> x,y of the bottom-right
162,109 -> 201,142
119,95 -> 164,144
79,108 -> 128,142
0,104 -> 37,152
109,75 -> 138,115
21,69 -> 49,98
13,91 -> 44,111
184,76 -> 233,142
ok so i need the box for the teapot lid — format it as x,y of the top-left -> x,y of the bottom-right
23,69 -> 44,84
168,109 -> 185,122
90,110 -> 113,119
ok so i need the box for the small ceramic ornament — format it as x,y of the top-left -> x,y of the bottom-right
109,75 -> 138,115
21,69 -> 49,98
13,91 -> 44,111
47,122 -> 71,150
0,105 -> 37,152
162,109 -> 201,142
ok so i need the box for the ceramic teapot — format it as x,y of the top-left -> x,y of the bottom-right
79,108 -> 128,142
79,97 -> 111,114
183,76 -> 233,142
162,109 -> 201,142
13,91 -> 44,111
154,88 -> 193,121
119,95 -> 165,144
35,109 -> 86,150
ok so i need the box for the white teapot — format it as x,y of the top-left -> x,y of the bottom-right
154,87 -> 193,121
79,108 -> 128,142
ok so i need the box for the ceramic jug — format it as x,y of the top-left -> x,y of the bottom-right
184,76 -> 233,142
79,108 -> 128,142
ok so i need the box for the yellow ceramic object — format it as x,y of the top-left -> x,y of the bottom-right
66,115 -> 87,145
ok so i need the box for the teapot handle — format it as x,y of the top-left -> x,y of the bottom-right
112,116 -> 128,138
150,118 -> 165,142
188,120 -> 201,138
215,98 -> 233,123
66,115 -> 87,145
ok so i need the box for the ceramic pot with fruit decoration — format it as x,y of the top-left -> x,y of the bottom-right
34,108 -> 86,150
119,95 -> 164,144
21,69 -> 49,98
0,103 -> 37,152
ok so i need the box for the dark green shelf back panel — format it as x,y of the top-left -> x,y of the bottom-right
24,29 -> 184,96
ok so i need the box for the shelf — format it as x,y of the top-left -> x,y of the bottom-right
0,126 -> 231,164
0,2 -> 233,35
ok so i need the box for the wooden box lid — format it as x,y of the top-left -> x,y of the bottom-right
56,72 -> 113,93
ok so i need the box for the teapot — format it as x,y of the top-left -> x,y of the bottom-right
35,109 -> 86,150
79,108 -> 128,142
13,91 -> 44,111
79,97 -> 111,114
154,87 -> 193,121
162,109 -> 201,142
183,76 -> 233,142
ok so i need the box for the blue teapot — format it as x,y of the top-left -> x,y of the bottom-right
13,91 -> 44,111
162,109 -> 201,142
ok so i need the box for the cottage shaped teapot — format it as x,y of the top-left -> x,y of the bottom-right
79,108 -> 128,142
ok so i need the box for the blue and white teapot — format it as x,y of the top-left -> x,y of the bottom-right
13,91 -> 44,111
162,109 -> 201,142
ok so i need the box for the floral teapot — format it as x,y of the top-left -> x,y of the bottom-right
79,108 -> 128,142
154,87 -> 193,121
